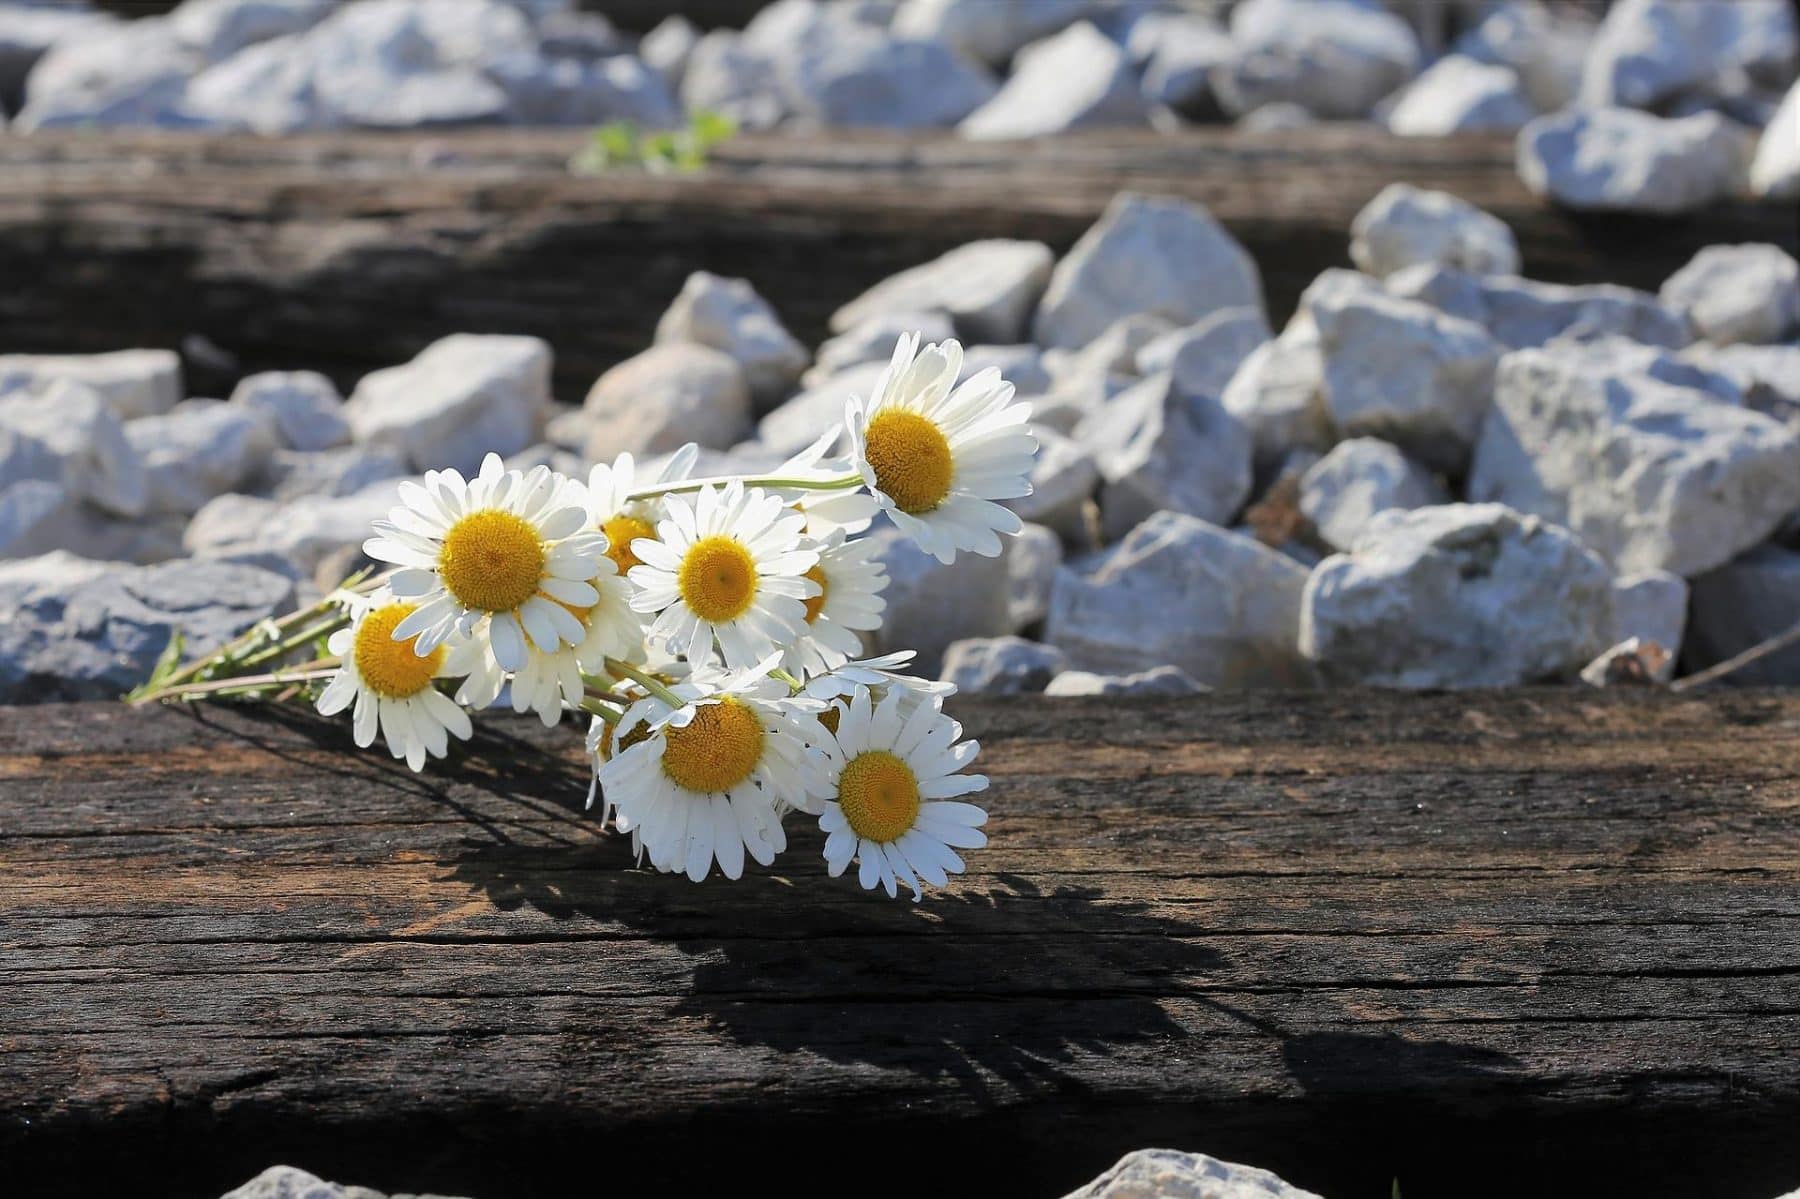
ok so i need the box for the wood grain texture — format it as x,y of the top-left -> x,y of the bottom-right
1,691 -> 1797,1199
2,128 -> 1793,402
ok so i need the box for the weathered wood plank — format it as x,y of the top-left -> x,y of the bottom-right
2,128 -> 1791,401
0,691 -> 1796,1198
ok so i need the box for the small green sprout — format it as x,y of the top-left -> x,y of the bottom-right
571,109 -> 737,176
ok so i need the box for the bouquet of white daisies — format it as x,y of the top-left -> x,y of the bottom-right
131,334 -> 1037,900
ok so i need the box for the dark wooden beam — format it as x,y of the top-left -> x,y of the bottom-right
2,128 -> 1791,402
1,691 -> 1796,1199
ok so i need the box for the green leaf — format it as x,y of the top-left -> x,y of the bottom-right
688,109 -> 736,150
124,629 -> 186,701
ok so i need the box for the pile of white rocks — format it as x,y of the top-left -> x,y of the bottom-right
3,0 -> 1796,211
5,175 -> 1798,702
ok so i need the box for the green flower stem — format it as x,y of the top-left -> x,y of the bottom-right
133,568 -> 387,703
580,698 -> 623,724
583,684 -> 633,707
625,472 -> 864,502
233,611 -> 350,672
771,668 -> 805,695
149,661 -> 341,704
603,658 -> 686,709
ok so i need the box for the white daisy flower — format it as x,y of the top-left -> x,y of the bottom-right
454,560 -> 639,727
627,481 -> 819,670
583,444 -> 698,578
770,430 -> 880,539
814,686 -> 989,901
598,659 -> 829,881
365,454 -> 611,673
802,650 -> 956,705
846,333 -> 1038,565
315,595 -> 476,772
782,530 -> 888,679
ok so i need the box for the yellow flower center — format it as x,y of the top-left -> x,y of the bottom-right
602,513 -> 657,576
661,698 -> 765,793
802,564 -> 829,624
353,603 -> 444,699
600,719 -> 654,761
678,535 -> 759,622
863,408 -> 953,514
836,749 -> 921,843
438,509 -> 545,613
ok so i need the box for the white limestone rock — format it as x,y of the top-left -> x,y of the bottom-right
1580,0 -> 1797,112
1044,666 -> 1208,698
184,481 -> 401,577
265,444 -> 408,502
0,349 -> 182,420
1063,1148 -> 1322,1199
1517,108 -> 1753,215
0,478 -> 181,563
778,15 -> 996,130
491,52 -> 681,129
228,370 -> 349,452
861,522 -> 1011,676
1045,510 -> 1313,687
939,635 -> 1067,695
185,0 -> 538,132
640,14 -> 699,87
809,311 -> 957,386
1131,12 -> 1233,120
680,30 -> 785,131
1531,337 -> 1743,405
1387,265 -> 1691,350
1751,81 -> 1800,199
1454,0 -> 1595,113
0,4 -> 114,113
1611,568 -> 1688,655
1034,193 -> 1263,351
1679,342 -> 1800,428
0,555 -> 295,703
1299,437 -> 1447,552
225,1164 -> 475,1199
830,240 -> 1054,346
1215,0 -> 1421,121
1005,426 -> 1098,545
1137,308 -> 1273,403
1467,345 -> 1800,576
1007,522 -> 1061,630
1043,313 -> 1173,396
1220,316 -> 1333,470
1686,544 -> 1800,685
962,344 -> 1050,398
1302,503 -> 1616,688
655,271 -> 808,411
1659,245 -> 1800,347
171,0 -> 334,62
125,400 -> 279,517
1078,372 -> 1254,541
1350,184 -> 1521,280
581,343 -> 750,458
345,333 -> 549,474
0,378 -> 147,518
16,16 -> 201,130
959,22 -> 1145,140
1305,269 -> 1502,472
756,360 -> 884,457
1387,56 -> 1535,136
0,478 -> 76,561
892,0 -> 1092,67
